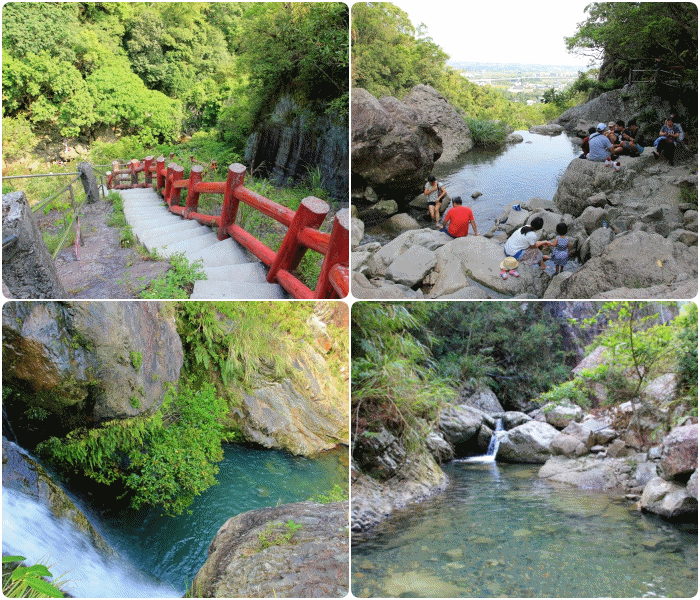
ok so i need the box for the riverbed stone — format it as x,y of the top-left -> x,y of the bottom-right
640,476 -> 698,520
378,213 -> 421,235
191,501 -> 349,598
498,420 -> 560,463
351,217 -> 365,249
660,424 -> 698,480
538,456 -> 620,489
551,434 -> 587,458
529,124 -> 564,136
688,470 -> 698,500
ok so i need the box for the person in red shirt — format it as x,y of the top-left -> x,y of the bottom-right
441,197 -> 479,238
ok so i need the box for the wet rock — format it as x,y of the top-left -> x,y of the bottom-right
640,476 -> 698,520
498,420 -> 560,463
378,213 -> 421,236
191,501 -> 349,598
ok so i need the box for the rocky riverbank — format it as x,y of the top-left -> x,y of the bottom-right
350,85 -> 698,300
351,343 -> 698,531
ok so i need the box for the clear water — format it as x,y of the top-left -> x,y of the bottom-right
352,462 -> 698,598
3,444 -> 348,597
434,130 -> 580,233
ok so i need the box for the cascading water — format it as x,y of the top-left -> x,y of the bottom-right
2,487 -> 178,598
463,418 -> 505,463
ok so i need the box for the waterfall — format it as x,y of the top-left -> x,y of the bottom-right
462,419 -> 505,463
2,487 -> 179,598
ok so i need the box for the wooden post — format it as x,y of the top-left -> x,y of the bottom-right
266,196 -> 328,284
164,163 -> 174,205
170,164 -> 184,207
156,157 -> 165,193
219,163 -> 246,241
144,156 -> 154,186
130,159 -> 140,186
184,165 -> 203,218
314,208 -> 349,298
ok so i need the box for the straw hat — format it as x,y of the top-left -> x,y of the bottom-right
500,257 -> 519,271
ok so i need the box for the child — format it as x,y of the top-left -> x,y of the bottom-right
548,223 -> 571,275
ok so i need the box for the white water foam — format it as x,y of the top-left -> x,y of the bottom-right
2,487 -> 179,598
461,418 -> 506,463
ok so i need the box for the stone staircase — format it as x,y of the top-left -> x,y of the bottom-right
119,188 -> 287,299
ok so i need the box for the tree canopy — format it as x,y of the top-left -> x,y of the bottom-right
2,2 -> 348,147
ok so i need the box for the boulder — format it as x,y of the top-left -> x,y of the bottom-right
556,230 -> 698,299
634,461 -> 659,487
426,430 -> 454,464
552,87 -> 646,135
365,229 -> 447,278
351,217 -> 365,249
580,227 -> 615,262
461,387 -> 504,413
543,401 -> 582,429
660,424 -> 698,480
640,476 -> 698,520
438,405 -> 487,448
579,206 -> 606,235
351,88 -> 442,196
551,434 -> 587,458
402,85 -> 473,163
502,411 -> 532,429
529,124 -> 564,136
2,301 -> 183,435
191,501 -> 349,598
538,456 -> 620,489
688,470 -> 698,500
429,235 -> 551,299
379,213 -> 421,235
498,420 -> 560,463
386,245 -> 437,287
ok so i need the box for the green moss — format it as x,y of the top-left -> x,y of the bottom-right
257,520 -> 302,550
130,351 -> 143,371
129,396 -> 141,409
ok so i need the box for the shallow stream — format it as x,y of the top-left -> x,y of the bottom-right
352,461 -> 697,598
3,444 -> 348,597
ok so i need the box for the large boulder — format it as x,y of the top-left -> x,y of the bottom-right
351,88 -> 442,196
191,501 -> 349,598
460,387 -> 504,413
402,85 -> 473,163
640,476 -> 698,520
556,230 -> 698,299
438,405 -> 486,448
660,424 -> 698,480
543,401 -> 583,429
2,301 -> 183,441
538,456 -> 620,489
498,420 -> 560,463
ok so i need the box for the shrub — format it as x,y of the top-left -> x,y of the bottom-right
464,117 -> 508,148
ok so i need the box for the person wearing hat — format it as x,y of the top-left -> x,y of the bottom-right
504,216 -> 549,270
586,123 -> 613,162
500,256 -> 519,279
441,196 -> 479,238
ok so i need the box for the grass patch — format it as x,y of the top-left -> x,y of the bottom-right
256,520 -> 302,551
464,117 -> 509,148
139,253 -> 206,299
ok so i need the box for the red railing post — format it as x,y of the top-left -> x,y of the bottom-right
170,164 -> 184,207
156,157 -> 165,193
130,159 -> 140,186
144,156 -> 153,186
184,165 -> 203,218
314,208 -> 349,299
266,196 -> 328,284
219,163 -> 246,241
164,163 -> 174,204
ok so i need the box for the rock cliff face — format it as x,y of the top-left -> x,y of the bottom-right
2,301 -> 183,447
244,96 -> 348,200
351,87 -> 442,199
191,501 -> 349,598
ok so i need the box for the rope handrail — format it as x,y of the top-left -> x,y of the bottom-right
107,156 -> 349,299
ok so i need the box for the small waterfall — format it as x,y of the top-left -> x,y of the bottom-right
2,487 -> 179,598
462,419 -> 506,463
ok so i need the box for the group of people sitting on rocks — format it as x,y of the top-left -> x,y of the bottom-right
423,175 -> 479,237
579,116 -> 684,166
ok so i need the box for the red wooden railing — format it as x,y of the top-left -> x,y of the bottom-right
106,156 -> 349,299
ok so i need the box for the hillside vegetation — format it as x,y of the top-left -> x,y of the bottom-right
2,2 -> 348,164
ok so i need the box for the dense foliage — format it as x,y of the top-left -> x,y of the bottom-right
352,301 -> 696,468
37,302 -> 347,515
2,2 -> 348,147
351,3 -> 576,131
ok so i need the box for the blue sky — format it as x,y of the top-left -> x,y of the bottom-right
386,0 -> 599,68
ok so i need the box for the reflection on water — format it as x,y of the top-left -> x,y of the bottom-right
352,462 -> 698,598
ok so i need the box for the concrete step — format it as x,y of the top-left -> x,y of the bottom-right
156,232 -> 221,258
203,262 -> 270,283
133,219 -> 201,242
191,280 -> 287,300
186,237 -> 252,267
